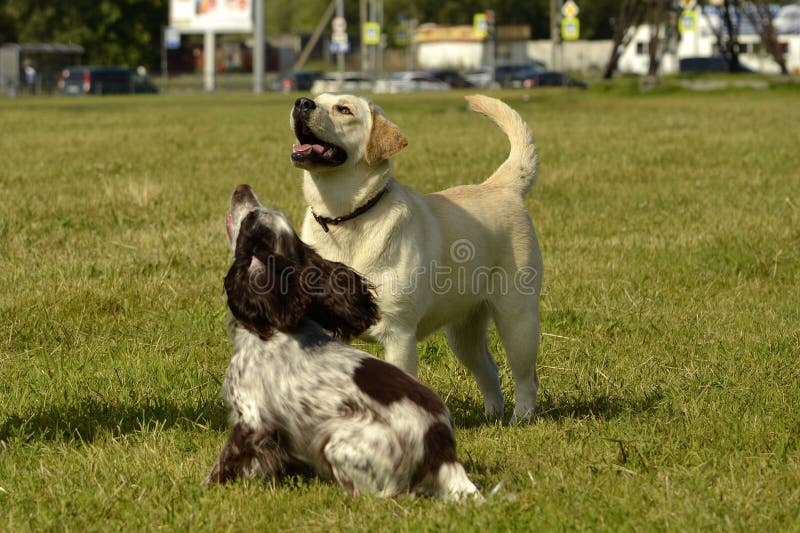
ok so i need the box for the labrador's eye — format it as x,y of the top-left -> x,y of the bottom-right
336,105 -> 352,115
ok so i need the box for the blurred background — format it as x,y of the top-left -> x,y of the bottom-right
1,0 -> 798,96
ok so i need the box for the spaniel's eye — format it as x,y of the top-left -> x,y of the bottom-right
336,105 -> 352,115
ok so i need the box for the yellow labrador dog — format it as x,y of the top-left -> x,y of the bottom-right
290,94 -> 542,422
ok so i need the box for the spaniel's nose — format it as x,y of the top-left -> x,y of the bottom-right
294,97 -> 316,114
231,184 -> 258,210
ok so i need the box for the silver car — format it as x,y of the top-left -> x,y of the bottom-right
373,71 -> 450,94
310,72 -> 374,94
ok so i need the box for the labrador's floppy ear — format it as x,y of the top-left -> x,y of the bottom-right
365,103 -> 408,166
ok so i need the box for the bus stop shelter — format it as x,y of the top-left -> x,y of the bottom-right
1,43 -> 84,96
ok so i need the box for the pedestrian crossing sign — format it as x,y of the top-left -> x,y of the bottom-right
679,10 -> 697,33
561,16 -> 580,41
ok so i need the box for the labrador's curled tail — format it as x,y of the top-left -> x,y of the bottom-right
465,94 -> 538,196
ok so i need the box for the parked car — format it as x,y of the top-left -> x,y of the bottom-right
58,66 -> 158,95
679,56 -> 755,73
463,67 -> 495,88
269,70 -> 323,92
426,69 -> 474,88
510,69 -> 588,89
465,61 -> 548,88
310,72 -> 374,94
373,71 -> 450,94
494,61 -> 547,87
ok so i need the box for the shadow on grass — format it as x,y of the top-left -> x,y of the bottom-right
535,388 -> 664,421
447,388 -> 664,428
1,388 -> 665,443
446,395 -> 493,429
0,396 -> 228,443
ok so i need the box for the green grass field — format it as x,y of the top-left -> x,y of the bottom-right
1,86 -> 799,530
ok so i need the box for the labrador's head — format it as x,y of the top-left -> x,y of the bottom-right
290,94 -> 407,171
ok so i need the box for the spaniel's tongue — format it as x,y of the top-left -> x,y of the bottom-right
293,143 -> 326,155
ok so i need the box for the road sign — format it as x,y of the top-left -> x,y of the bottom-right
473,13 -> 489,38
679,10 -> 697,33
562,0 -> 580,18
330,40 -> 350,54
165,27 -> 181,49
363,22 -> 381,45
332,16 -> 346,35
561,16 -> 580,41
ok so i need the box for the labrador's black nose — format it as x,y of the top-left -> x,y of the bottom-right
294,98 -> 316,113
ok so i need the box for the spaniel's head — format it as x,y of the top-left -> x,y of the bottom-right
224,184 -> 378,339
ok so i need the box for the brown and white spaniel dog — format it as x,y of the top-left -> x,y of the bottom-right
205,184 -> 480,501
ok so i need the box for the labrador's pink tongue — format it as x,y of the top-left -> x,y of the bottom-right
293,143 -> 311,154
293,143 -> 326,154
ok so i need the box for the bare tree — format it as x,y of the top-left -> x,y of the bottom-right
744,0 -> 789,75
646,0 -> 673,76
701,0 -> 744,72
603,0 -> 650,79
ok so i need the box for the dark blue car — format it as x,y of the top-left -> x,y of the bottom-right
58,66 -> 158,95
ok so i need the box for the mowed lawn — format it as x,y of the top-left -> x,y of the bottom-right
1,86 -> 798,530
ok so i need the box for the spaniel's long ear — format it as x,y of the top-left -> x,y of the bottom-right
224,248 -> 309,336
300,247 -> 379,339
364,103 -> 408,166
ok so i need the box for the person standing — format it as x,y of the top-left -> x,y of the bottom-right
24,64 -> 37,95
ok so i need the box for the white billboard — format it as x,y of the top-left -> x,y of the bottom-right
170,0 -> 253,33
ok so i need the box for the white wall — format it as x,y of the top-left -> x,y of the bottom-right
789,37 -> 800,74
496,42 -> 533,64
418,39 -> 614,72
416,42 -> 487,70
415,25 -> 800,75
619,9 -> 800,75
618,26 -> 678,75
527,40 -> 614,71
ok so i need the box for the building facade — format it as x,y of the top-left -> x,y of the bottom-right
618,3 -> 800,75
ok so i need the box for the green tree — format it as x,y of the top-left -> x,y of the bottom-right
266,0 -> 331,34
263,0 -> 622,42
1,0 -> 168,68
0,0 -> 630,71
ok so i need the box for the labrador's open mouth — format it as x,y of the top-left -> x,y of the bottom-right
291,119 -> 347,167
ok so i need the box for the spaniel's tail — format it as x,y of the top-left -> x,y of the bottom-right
465,94 -> 538,196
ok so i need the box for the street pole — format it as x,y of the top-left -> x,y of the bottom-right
204,29 -> 215,92
360,0 -> 367,72
253,0 -> 264,93
336,0 -> 345,81
550,0 -> 566,70
368,0 -> 376,76
378,0 -> 384,76
406,18 -> 417,71
161,26 -> 168,93
489,12 -> 496,85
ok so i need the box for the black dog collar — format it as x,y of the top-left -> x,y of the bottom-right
311,186 -> 389,233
